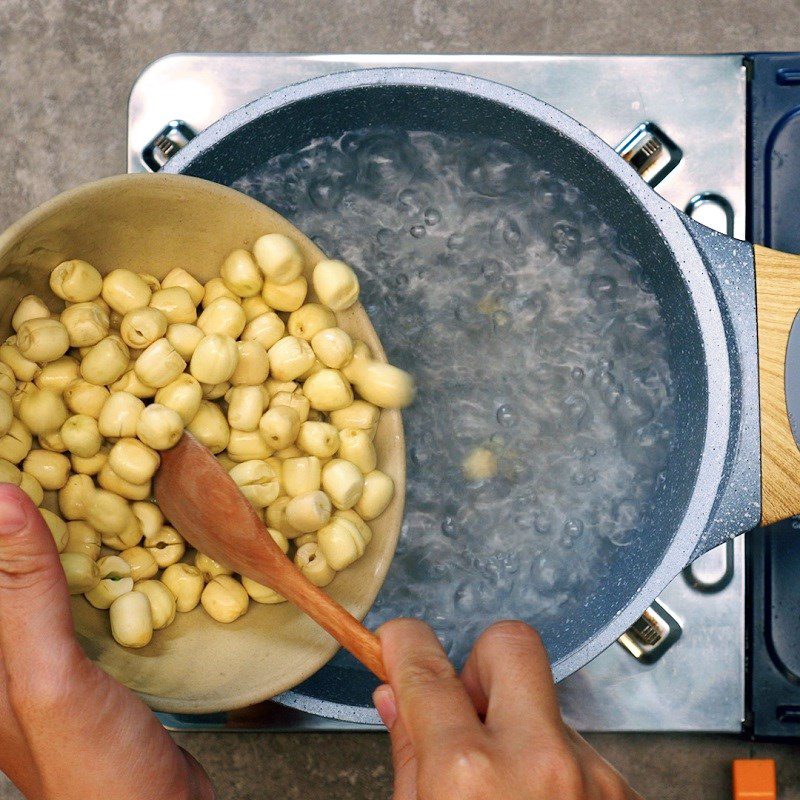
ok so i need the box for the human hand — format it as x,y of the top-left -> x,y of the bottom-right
375,618 -> 642,800
0,483 -> 214,800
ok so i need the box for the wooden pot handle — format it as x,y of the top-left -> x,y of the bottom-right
755,244 -> 800,525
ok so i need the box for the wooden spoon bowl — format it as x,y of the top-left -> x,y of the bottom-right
0,173 -> 405,713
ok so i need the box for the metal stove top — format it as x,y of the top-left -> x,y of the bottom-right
128,53 -> 747,733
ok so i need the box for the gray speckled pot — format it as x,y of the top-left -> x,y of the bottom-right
167,68 -> 763,723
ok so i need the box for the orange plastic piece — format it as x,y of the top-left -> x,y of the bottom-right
732,759 -> 776,800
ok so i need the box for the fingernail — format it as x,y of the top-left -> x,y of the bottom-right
0,494 -> 27,538
373,684 -> 397,729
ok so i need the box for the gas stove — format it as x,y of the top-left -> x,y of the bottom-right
128,53 -> 773,735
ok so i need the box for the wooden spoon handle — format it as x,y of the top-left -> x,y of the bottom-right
268,565 -> 386,681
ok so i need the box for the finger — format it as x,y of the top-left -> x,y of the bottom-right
460,620 -> 563,739
179,747 -> 218,800
11,615 -> 216,800
0,484 -> 84,679
379,618 -> 483,758
565,727 -> 644,800
0,484 -> 215,799
374,684 -> 416,800
0,649 -> 44,799
459,656 -> 489,717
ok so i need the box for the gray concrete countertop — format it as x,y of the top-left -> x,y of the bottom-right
2,1 -> 800,798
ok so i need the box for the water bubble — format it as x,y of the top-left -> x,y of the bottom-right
588,275 -> 618,301
550,221 -> 582,262
616,387 -> 654,426
395,273 -> 410,289
500,275 -> 518,294
365,155 -> 400,186
489,432 -> 507,448
503,458 -> 530,485
520,291 -> 547,322
514,510 -> 535,529
492,310 -> 512,330
410,445 -> 431,468
409,225 -> 426,239
613,498 -> 640,529
636,421 -> 669,449
376,227 -> 398,247
447,233 -> 467,250
595,370 -> 622,408
562,394 -> 589,426
491,215 -> 524,251
571,471 -> 587,486
533,176 -> 563,210
530,556 -> 559,592
571,367 -> 585,382
496,403 -> 517,426
463,142 -> 525,196
453,304 -> 484,333
338,131 -> 362,153
559,518 -> 584,548
608,527 -> 636,547
454,580 -> 493,614
308,178 -> 343,210
361,134 -> 417,188
603,386 -> 622,409
424,207 -> 441,226
534,511 -> 554,535
563,185 -> 581,205
398,188 -> 425,216
487,551 -> 521,580
504,222 -> 523,249
481,259 -> 504,281
441,516 -> 459,538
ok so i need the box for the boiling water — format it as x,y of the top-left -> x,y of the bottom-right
235,129 -> 675,666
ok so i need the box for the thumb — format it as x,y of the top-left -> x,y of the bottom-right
0,483 -> 81,676
374,684 -> 417,800
0,484 -> 218,800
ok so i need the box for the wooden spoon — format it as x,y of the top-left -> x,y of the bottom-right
154,432 -> 387,682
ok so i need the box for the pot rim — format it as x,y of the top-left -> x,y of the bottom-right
166,66 -> 732,689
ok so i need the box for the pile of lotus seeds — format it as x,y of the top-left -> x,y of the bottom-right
0,234 -> 413,648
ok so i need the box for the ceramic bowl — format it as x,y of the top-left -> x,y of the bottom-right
0,173 -> 404,713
